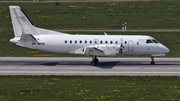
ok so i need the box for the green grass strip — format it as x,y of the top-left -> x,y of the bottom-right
0,76 -> 180,101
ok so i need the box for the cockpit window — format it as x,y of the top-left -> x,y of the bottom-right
146,39 -> 153,44
152,39 -> 159,43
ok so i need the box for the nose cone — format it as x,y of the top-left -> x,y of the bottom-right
161,45 -> 170,54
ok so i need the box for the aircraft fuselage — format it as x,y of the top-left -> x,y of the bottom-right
12,34 -> 169,56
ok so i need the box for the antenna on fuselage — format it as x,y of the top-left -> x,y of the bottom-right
104,32 -> 107,35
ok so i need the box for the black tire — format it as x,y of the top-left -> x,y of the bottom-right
94,58 -> 99,64
91,61 -> 95,66
151,61 -> 155,65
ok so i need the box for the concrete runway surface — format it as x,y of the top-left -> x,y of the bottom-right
0,57 -> 179,76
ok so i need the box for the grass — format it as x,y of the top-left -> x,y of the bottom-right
1,0 -> 180,29
0,1 -> 180,57
0,2 -> 180,101
0,76 -> 179,101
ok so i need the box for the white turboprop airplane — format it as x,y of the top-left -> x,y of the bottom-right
9,6 -> 170,66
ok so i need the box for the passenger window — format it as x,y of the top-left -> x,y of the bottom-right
75,40 -> 77,44
65,40 -> 67,43
85,40 -> 87,44
105,41 -> 108,44
146,39 -> 153,44
137,42 -> 139,45
90,41 -> 92,44
110,41 -> 113,44
100,41 -> 103,44
80,40 -> 82,44
124,41 -> 127,44
115,41 -> 118,44
70,40 -> 72,44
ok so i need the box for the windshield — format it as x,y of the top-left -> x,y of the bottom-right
146,39 -> 153,44
146,39 -> 159,44
152,39 -> 159,43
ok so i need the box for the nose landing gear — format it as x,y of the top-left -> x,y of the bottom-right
151,56 -> 155,65
91,56 -> 99,66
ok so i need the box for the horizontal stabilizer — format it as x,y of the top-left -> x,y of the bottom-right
20,34 -> 37,41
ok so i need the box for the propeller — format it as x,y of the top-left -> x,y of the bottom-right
120,38 -> 125,55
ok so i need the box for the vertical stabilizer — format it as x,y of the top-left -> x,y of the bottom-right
9,6 -> 35,37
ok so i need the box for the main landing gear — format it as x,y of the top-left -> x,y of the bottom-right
151,56 -> 155,65
91,56 -> 99,66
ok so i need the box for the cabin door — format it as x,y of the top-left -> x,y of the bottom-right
93,39 -> 99,45
128,40 -> 133,52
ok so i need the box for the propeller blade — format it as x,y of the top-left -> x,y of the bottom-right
120,38 -> 125,55
120,48 -> 122,55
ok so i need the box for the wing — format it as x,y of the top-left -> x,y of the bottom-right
68,46 -> 105,55
68,44 -> 120,56
85,46 -> 106,56
84,45 -> 120,56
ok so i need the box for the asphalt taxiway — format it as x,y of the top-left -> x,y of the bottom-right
0,57 -> 179,76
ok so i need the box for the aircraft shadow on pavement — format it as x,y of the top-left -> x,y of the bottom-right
96,61 -> 180,68
2,60 -> 179,67
95,61 -> 119,69
41,61 -> 90,66
40,61 -> 119,69
41,62 -> 59,66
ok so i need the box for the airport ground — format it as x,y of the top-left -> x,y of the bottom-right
0,57 -> 180,76
0,75 -> 180,101
0,1 -> 180,100
0,0 -> 159,2
0,0 -> 179,75
0,57 -> 180,100
0,1 -> 180,57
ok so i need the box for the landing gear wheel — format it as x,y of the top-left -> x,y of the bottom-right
94,58 -> 99,64
151,61 -> 155,65
91,56 -> 99,66
91,61 -> 95,66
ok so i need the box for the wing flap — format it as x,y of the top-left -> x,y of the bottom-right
84,45 -> 120,56
85,47 -> 105,56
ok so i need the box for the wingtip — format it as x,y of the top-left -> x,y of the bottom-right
9,6 -> 20,9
